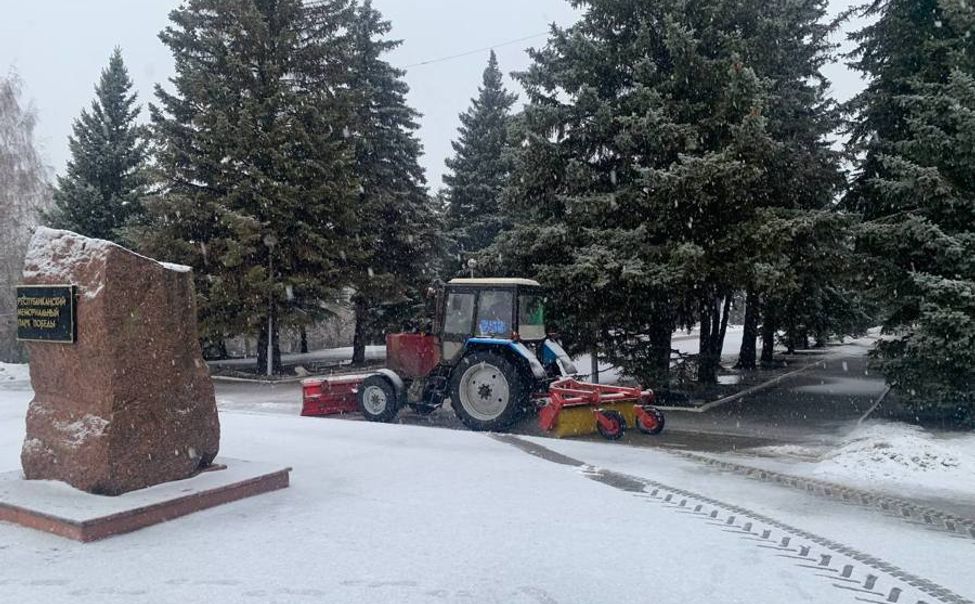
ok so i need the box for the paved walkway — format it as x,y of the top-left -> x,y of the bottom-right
661,338 -> 886,447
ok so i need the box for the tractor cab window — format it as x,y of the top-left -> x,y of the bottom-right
443,292 -> 475,336
518,294 -> 546,341
475,290 -> 514,338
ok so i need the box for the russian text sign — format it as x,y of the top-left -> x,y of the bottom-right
16,285 -> 76,343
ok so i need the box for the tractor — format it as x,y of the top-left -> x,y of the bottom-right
302,278 -> 665,440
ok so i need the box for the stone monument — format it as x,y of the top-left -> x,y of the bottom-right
0,228 -> 288,542
18,228 -> 220,495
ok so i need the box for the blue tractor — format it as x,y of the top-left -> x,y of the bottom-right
304,278 -> 664,439
357,278 -> 577,432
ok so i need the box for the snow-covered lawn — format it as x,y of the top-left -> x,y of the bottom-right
727,421 -> 975,502
0,362 -> 30,384
1,365 -> 973,603
571,325 -> 747,383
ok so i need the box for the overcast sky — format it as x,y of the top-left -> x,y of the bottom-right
1,0 -> 864,190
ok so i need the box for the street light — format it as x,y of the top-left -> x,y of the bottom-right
264,234 -> 278,377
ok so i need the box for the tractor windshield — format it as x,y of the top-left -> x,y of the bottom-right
518,293 -> 545,341
475,290 -> 514,338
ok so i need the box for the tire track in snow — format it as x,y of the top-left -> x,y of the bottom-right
669,450 -> 975,542
492,434 -> 973,604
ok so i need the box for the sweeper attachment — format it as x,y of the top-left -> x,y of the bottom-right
301,278 -> 665,441
537,378 -> 665,439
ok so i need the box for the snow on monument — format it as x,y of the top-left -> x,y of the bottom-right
18,228 -> 220,495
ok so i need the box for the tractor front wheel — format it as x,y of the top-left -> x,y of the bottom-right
449,351 -> 527,432
357,374 -> 400,423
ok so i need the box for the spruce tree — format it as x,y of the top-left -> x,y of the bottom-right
484,0 -> 842,385
844,0 -> 962,217
139,0 -> 359,374
46,48 -> 147,242
730,0 -> 850,369
745,209 -> 870,360
346,0 -> 438,364
847,0 -> 975,421
443,51 -> 517,263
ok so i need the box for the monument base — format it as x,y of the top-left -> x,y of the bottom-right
0,458 -> 290,542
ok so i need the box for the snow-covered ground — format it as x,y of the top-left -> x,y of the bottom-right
1,365 -> 973,603
530,435 -> 975,600
672,325 -> 746,359
0,362 -> 30,384
568,325 -> 747,383
726,421 -> 975,502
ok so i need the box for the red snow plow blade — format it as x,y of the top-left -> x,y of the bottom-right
301,374 -> 370,416
537,378 -> 664,439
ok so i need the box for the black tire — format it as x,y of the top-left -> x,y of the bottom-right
637,407 -> 665,435
596,409 -> 626,441
357,374 -> 400,422
449,350 -> 528,432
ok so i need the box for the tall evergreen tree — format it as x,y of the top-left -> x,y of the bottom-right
483,0 -> 842,385
46,48 -> 147,242
346,0 -> 438,364
744,208 -> 869,362
443,51 -> 517,263
727,0 -> 850,369
139,0 -> 359,374
844,0 -> 963,217
846,0 -> 975,421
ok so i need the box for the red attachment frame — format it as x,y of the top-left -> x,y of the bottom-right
537,378 -> 655,432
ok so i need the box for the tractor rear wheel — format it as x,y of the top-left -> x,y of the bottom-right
357,374 -> 400,423
449,351 -> 527,432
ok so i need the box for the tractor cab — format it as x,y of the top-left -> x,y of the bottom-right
437,278 -> 549,364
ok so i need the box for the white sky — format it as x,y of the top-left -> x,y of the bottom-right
1,0 -> 864,190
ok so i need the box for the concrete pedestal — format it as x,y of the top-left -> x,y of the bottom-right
0,458 -> 290,542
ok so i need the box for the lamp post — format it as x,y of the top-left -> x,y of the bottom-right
264,234 -> 278,377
